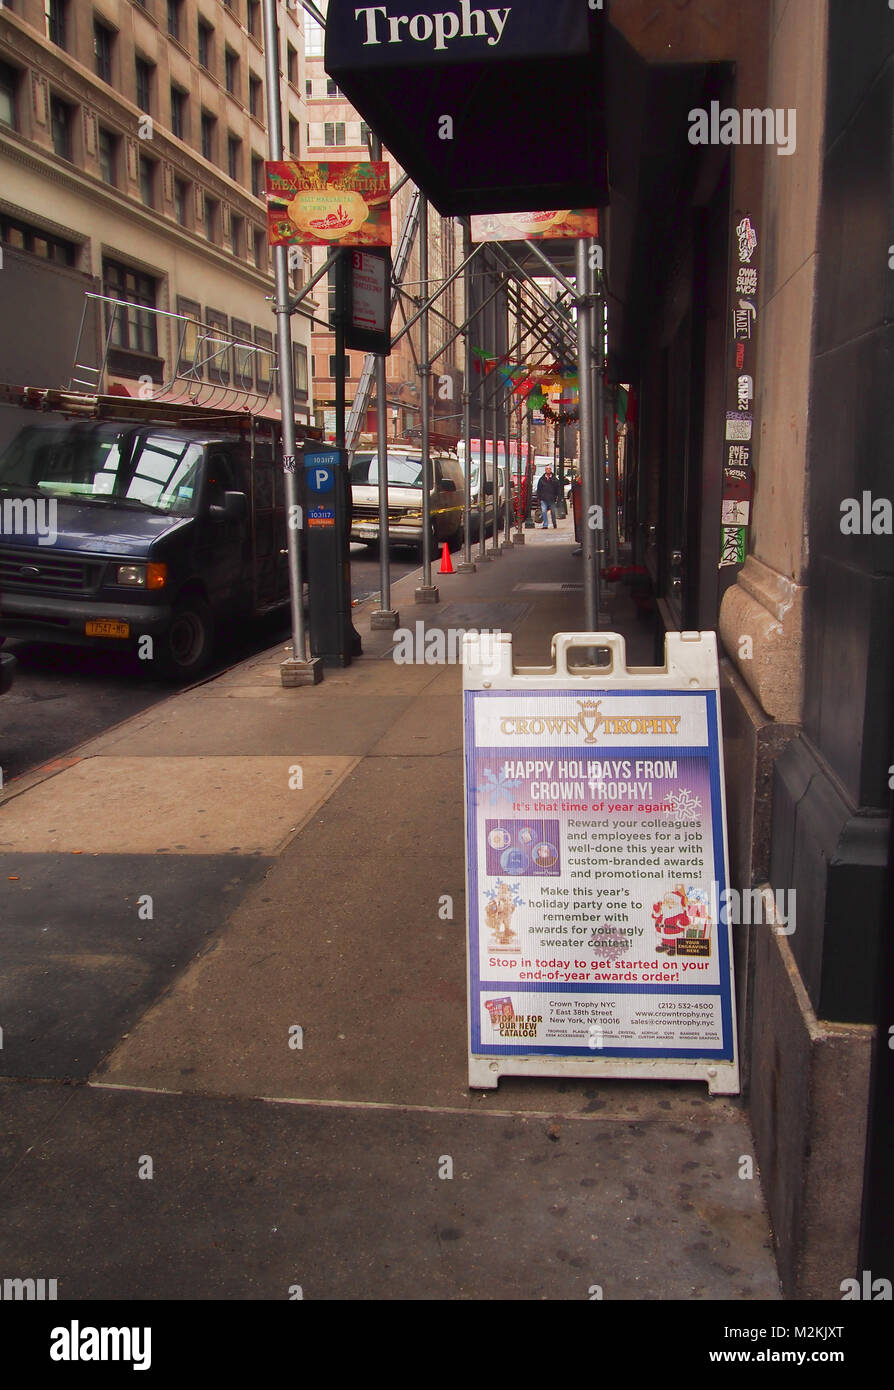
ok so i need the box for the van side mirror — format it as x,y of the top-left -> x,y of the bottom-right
210,490 -> 248,521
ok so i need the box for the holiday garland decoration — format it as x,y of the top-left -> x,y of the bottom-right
542,400 -> 580,425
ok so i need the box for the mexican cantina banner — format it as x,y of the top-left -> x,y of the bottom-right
470,209 -> 599,243
464,689 -> 736,1061
265,160 -> 391,247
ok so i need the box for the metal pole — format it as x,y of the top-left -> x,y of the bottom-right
592,271 -> 605,621
415,195 -> 438,601
261,0 -> 318,683
490,278 -> 501,559
575,239 -> 598,633
457,219 -> 476,573
477,274 -> 488,562
606,380 -> 619,566
369,134 -> 398,629
334,251 -> 346,449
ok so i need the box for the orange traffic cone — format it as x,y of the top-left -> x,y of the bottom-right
439,541 -> 454,574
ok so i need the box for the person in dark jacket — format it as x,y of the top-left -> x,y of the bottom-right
536,467 -> 561,529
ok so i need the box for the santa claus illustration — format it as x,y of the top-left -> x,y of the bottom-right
652,885 -> 691,954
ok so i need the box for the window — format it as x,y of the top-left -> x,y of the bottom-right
253,227 -> 265,270
251,153 -> 263,198
50,95 -> 73,161
138,154 -> 155,207
230,213 -> 243,257
0,213 -> 76,265
205,308 -> 230,386
170,85 -> 187,141
135,57 -> 153,115
231,318 -> 253,390
292,343 -> 308,399
305,79 -> 312,98
201,110 -> 215,161
360,121 -> 371,149
204,194 -> 218,242
329,353 -> 350,377
249,73 -> 262,119
166,0 -> 182,41
175,295 -> 202,378
305,15 -> 324,56
227,133 -> 240,181
225,48 -> 238,96
254,326 -> 274,389
287,45 -> 297,86
324,122 -> 345,147
326,79 -> 339,98
173,178 -> 189,226
0,62 -> 18,129
45,0 -> 66,49
288,116 -> 299,156
247,0 -> 260,40
198,19 -> 213,70
93,20 -> 113,84
98,127 -> 117,186
102,258 -> 158,355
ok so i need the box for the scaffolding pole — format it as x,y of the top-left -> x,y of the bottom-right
262,0 -> 320,685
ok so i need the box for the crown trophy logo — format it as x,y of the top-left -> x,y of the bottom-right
576,699 -> 605,745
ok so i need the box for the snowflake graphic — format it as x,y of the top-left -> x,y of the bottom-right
484,880 -> 525,909
470,767 -> 522,808
663,788 -> 703,820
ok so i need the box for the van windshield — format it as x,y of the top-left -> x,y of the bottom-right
350,453 -> 424,488
0,424 -> 204,515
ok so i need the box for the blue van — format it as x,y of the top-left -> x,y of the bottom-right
0,396 -> 310,681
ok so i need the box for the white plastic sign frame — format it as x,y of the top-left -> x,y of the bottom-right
462,630 -> 740,1095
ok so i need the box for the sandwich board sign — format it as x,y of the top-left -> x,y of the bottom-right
462,630 -> 739,1095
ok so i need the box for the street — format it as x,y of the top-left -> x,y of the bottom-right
0,545 -> 417,785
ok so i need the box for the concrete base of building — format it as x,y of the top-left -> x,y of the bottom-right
749,913 -> 873,1299
370,609 -> 400,630
280,657 -> 324,687
719,659 -> 799,1090
414,586 -> 439,604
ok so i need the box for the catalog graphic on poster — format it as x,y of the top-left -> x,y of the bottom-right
464,688 -> 736,1062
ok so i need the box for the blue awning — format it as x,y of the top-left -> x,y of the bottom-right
324,1 -> 609,216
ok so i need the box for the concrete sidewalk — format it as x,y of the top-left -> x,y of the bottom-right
0,517 -> 781,1300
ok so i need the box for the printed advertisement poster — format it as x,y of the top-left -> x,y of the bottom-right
470,209 -> 599,243
464,689 -> 736,1061
265,161 -> 391,247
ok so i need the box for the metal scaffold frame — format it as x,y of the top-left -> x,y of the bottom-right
271,0 -> 610,632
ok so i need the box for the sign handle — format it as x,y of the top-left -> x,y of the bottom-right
551,631 -> 628,676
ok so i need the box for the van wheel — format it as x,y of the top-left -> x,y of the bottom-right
157,598 -> 214,682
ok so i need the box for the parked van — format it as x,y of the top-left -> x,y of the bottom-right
0,389 -> 313,681
350,442 -> 466,556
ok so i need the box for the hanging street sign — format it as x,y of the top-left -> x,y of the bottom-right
463,630 -> 740,1095
265,161 -> 392,247
470,210 -> 600,243
344,247 -> 392,356
324,0 -> 609,216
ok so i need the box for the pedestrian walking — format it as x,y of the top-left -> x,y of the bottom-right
536,466 -> 561,529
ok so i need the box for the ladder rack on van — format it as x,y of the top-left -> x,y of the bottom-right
0,384 -> 322,443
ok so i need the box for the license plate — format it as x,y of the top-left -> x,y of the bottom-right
356,526 -> 378,537
85,619 -> 130,638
